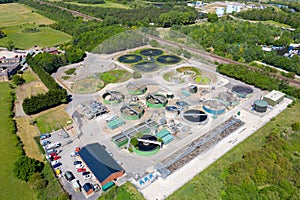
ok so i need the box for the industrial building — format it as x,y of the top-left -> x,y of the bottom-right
263,90 -> 285,106
79,143 -> 125,188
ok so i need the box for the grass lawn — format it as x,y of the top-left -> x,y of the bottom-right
0,25 -> 72,49
66,1 -> 130,9
0,3 -> 53,27
100,70 -> 132,84
176,66 -> 201,75
15,116 -> 43,161
17,81 -> 48,102
99,182 -> 144,200
21,69 -> 39,83
194,76 -> 211,84
0,83 -> 34,200
72,76 -> 105,94
33,104 -> 72,133
168,101 -> 300,200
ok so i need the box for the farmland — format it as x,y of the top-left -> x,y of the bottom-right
0,3 -> 71,49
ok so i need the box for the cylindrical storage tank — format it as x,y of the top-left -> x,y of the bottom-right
102,91 -> 124,105
189,85 -> 198,94
203,99 -> 226,115
253,100 -> 268,113
176,101 -> 188,111
120,104 -> 145,120
146,93 -> 168,108
181,109 -> 208,125
232,85 -> 253,98
165,106 -> 179,119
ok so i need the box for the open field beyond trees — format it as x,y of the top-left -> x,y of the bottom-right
16,116 -> 43,161
168,101 -> 300,200
0,3 -> 71,49
33,104 -> 72,133
98,182 -> 144,200
0,83 -> 34,200
66,0 -> 130,9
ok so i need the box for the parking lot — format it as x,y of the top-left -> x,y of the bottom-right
40,129 -> 102,200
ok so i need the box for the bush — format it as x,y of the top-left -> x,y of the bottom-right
130,137 -> 138,147
28,173 -> 47,190
13,156 -> 44,182
132,70 -> 142,79
12,75 -> 25,86
292,122 -> 300,131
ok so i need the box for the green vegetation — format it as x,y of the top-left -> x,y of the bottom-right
72,76 -> 104,93
98,182 -> 144,200
23,53 -> 68,115
61,75 -> 71,80
217,64 -> 300,99
0,3 -> 71,49
33,105 -> 72,133
132,70 -> 142,79
21,70 -> 39,83
0,25 -> 72,49
100,70 -> 132,84
169,101 -> 300,200
194,76 -> 211,84
176,66 -> 201,75
0,83 -> 34,200
12,75 -> 25,86
64,68 -> 76,75
66,0 -> 130,9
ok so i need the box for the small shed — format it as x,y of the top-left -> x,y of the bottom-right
263,90 -> 285,106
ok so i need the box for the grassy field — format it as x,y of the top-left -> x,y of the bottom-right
100,70 -> 132,84
33,104 -> 72,133
0,3 -> 72,49
168,101 -> 300,200
0,3 -> 53,27
17,81 -> 48,102
0,25 -> 72,49
0,83 -> 34,200
66,1 -> 130,9
99,182 -> 144,200
16,117 -> 43,161
21,69 -> 39,83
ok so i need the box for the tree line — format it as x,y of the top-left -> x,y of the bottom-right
22,53 -> 68,115
217,64 -> 300,99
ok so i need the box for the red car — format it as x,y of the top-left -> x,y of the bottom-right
49,153 -> 57,157
77,168 -> 86,173
53,156 -> 61,160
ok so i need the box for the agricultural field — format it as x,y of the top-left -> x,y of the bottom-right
168,101 -> 300,200
0,83 -> 34,200
65,0 -> 130,9
0,3 -> 72,49
33,104 -> 72,133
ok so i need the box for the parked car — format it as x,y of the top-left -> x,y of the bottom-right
77,168 -> 86,173
41,140 -> 51,146
53,156 -> 61,160
70,152 -> 79,157
51,160 -> 59,166
84,174 -> 91,180
40,133 -> 51,140
93,184 -> 100,192
46,142 -> 61,150
75,164 -> 84,169
73,161 -> 82,165
49,152 -> 57,157
64,171 -> 75,182
52,163 -> 61,169
82,171 -> 90,176
46,149 -> 57,155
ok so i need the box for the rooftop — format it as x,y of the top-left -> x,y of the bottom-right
264,90 -> 285,101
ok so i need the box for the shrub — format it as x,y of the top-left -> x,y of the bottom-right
292,122 -> 300,131
12,75 -> 25,86
13,156 -> 44,182
132,70 -> 142,79
130,137 -> 138,147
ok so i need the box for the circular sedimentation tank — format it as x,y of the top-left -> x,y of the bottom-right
127,83 -> 147,95
176,101 -> 188,111
182,109 -> 208,125
165,105 -> 179,118
102,91 -> 125,105
137,135 -> 159,152
218,91 -> 239,107
156,55 -> 181,64
203,99 -> 227,115
134,61 -> 159,72
232,85 -> 253,98
146,93 -> 168,108
253,100 -> 268,113
118,54 -> 142,63
140,49 -> 163,57
120,103 -> 145,120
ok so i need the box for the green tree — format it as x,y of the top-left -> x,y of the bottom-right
28,172 -> 47,190
13,156 -> 44,182
130,137 -> 138,147
291,122 -> 300,131
0,29 -> 6,38
207,14 -> 218,23
12,75 -> 25,86
6,40 -> 15,51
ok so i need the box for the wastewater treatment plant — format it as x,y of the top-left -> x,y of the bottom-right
55,28 -> 291,199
